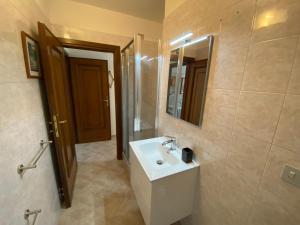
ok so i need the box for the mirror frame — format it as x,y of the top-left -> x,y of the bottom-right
166,35 -> 214,127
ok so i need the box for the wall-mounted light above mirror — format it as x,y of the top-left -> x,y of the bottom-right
166,35 -> 214,126
170,32 -> 193,46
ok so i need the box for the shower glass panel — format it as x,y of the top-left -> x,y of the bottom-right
121,34 -> 159,160
137,39 -> 159,139
121,41 -> 135,160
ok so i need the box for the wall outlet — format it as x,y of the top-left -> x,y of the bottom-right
281,165 -> 300,188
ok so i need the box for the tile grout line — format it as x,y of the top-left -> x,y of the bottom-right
206,88 -> 300,96
229,0 -> 258,160
251,33 -> 300,45
242,1 -> 266,224
284,36 -> 300,96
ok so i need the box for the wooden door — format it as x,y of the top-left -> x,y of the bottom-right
38,22 -> 77,207
181,59 -> 207,124
69,57 -> 111,143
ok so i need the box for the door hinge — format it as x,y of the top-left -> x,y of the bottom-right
58,187 -> 64,200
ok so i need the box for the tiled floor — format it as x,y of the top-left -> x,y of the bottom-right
58,137 -> 145,225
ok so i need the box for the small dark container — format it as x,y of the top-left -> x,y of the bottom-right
182,147 -> 193,163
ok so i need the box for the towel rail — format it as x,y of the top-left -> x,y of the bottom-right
17,140 -> 52,175
24,209 -> 42,225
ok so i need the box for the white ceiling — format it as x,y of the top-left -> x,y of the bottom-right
69,0 -> 165,22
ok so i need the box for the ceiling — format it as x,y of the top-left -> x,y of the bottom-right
69,0 -> 165,22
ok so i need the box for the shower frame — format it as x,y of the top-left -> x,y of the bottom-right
121,34 -> 161,160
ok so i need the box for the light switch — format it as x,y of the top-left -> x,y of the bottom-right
281,165 -> 300,188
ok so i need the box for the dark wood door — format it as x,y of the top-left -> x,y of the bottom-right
69,57 -> 111,143
38,22 -> 77,207
181,59 -> 208,124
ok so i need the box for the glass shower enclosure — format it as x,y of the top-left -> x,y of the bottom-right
121,34 -> 160,160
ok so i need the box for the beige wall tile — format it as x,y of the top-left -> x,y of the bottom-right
203,89 -> 239,129
252,0 -> 300,43
227,133 -> 271,184
288,40 -> 300,94
274,94 -> 300,153
215,133 -> 271,225
0,82 -> 60,225
242,37 -> 298,93
211,0 -> 256,90
248,145 -> 300,225
0,1 -> 60,225
200,123 -> 232,159
219,168 -> 256,225
212,45 -> 248,90
234,92 -> 284,142
220,0 -> 256,48
191,185 -> 224,225
161,1 -> 300,225
0,4 -> 29,83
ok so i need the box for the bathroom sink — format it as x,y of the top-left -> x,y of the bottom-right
129,137 -> 199,225
130,137 -> 199,181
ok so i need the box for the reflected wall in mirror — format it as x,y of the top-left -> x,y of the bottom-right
166,35 -> 214,126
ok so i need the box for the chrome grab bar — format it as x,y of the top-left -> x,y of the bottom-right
24,209 -> 42,225
17,140 -> 52,175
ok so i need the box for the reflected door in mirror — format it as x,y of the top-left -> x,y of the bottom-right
181,59 -> 207,124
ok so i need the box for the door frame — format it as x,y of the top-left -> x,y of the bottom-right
59,38 -> 123,160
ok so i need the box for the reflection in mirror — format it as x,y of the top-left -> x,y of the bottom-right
166,35 -> 213,126
166,48 -> 180,115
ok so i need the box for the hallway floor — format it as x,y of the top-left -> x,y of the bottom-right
58,137 -> 145,225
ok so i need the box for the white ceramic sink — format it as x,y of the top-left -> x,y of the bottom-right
130,137 -> 199,181
129,137 -> 199,225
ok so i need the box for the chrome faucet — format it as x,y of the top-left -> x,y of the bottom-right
162,136 -> 177,150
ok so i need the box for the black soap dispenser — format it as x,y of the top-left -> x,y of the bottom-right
182,147 -> 193,163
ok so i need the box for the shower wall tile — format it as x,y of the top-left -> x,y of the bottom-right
252,0 -> 300,43
234,92 -> 284,142
242,37 -> 298,93
161,1 -> 300,225
274,94 -> 300,153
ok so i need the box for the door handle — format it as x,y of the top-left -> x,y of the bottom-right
58,120 -> 68,124
52,115 -> 60,138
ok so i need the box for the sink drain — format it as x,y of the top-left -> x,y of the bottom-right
156,160 -> 164,165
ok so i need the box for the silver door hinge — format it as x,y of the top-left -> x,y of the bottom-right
58,187 -> 64,199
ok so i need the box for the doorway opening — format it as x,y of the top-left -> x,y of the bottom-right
38,22 -> 123,208
64,49 -> 115,143
60,38 -> 123,160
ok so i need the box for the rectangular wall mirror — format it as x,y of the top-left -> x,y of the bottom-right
166,35 -> 214,126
